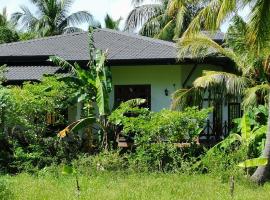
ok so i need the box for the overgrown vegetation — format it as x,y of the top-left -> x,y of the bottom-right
0,76 -> 78,173
1,0 -> 270,197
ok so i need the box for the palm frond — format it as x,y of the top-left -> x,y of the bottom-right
155,19 -> 174,40
0,7 -> 8,27
247,0 -> 270,53
173,5 -> 187,40
104,14 -> 122,30
49,56 -> 74,73
11,6 -> 38,30
124,4 -> 163,31
216,0 -> 237,28
171,87 -> 204,110
178,33 -> 245,71
139,14 -> 165,37
193,70 -> 249,95
242,84 -> 270,109
183,0 -> 237,37
63,11 -> 94,27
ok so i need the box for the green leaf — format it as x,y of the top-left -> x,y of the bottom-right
241,114 -> 251,143
252,125 -> 267,139
62,165 -> 76,175
96,75 -> 109,116
238,158 -> 268,168
71,117 -> 96,133
58,117 -> 96,138
50,56 -> 73,70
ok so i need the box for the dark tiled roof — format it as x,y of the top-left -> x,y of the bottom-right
6,66 -> 60,81
0,29 -> 225,61
0,28 -> 177,61
0,29 -> 225,81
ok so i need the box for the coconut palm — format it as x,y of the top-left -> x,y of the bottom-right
104,14 -> 122,30
11,0 -> 98,37
173,15 -> 270,184
177,0 -> 270,185
182,0 -> 270,51
125,0 -> 203,41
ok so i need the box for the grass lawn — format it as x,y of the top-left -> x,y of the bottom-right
2,172 -> 270,200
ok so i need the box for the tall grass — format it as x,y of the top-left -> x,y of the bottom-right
2,172 -> 270,200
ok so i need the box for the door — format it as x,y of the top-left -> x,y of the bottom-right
114,85 -> 151,109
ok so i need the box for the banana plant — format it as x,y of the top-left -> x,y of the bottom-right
208,114 -> 267,152
205,113 -> 268,170
52,28 -> 112,150
238,158 -> 268,168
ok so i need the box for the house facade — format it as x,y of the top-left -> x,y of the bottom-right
0,28 -> 239,140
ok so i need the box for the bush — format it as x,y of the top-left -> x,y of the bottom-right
110,104 -> 211,172
0,76 -> 78,173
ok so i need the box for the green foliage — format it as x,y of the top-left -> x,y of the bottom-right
0,76 -> 77,172
126,0 -> 203,41
0,178 -> 13,200
110,104 -> 210,171
104,14 -> 122,30
201,110 -> 268,179
238,158 -> 268,168
108,98 -> 149,126
111,105 -> 210,143
0,26 -> 19,44
54,29 -> 112,150
18,31 -> 37,41
200,145 -> 248,180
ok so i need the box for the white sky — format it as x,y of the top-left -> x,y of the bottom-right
0,0 -> 133,28
0,0 -> 249,32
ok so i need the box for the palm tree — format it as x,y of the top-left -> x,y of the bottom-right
182,0 -> 270,51
176,0 -> 270,185
104,14 -> 122,30
125,0 -> 203,41
173,15 -> 270,184
11,0 -> 98,37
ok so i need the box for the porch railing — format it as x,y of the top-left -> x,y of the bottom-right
200,120 -> 229,145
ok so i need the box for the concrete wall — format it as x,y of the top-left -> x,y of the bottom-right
110,65 -> 182,111
69,64 -> 232,130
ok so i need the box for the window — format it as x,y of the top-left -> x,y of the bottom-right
114,85 -> 151,109
228,103 -> 241,131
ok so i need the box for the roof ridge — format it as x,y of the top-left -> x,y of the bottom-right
0,28 -> 176,48
98,28 -> 176,47
0,31 -> 87,47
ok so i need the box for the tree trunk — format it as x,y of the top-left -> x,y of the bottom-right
251,96 -> 270,184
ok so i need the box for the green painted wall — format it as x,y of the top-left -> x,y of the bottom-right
110,65 -> 182,111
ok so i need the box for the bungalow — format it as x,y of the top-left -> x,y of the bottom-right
0,28 -> 239,140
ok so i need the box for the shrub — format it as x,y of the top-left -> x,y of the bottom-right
0,76 -> 78,172
110,104 -> 211,172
